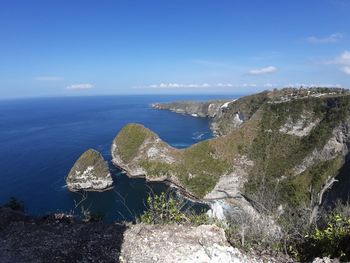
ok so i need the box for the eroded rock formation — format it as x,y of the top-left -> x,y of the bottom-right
66,149 -> 113,191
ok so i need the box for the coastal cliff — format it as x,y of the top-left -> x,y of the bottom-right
114,88 -> 350,224
153,87 -> 348,136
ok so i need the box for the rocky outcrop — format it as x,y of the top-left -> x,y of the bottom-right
279,111 -> 321,137
119,224 -> 279,263
66,149 -> 113,191
0,207 -> 126,263
294,120 -> 350,175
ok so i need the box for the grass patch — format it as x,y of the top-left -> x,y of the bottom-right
140,160 -> 174,178
114,123 -> 153,163
176,141 -> 231,198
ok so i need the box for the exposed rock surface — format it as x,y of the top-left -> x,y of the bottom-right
294,120 -> 350,175
279,111 -> 320,137
120,224 -> 278,263
66,149 -> 113,191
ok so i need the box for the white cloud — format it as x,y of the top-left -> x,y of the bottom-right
242,83 -> 257,87
333,50 -> 350,65
147,82 -> 233,89
330,50 -> 350,75
66,83 -> 94,90
307,33 -> 343,44
35,76 -> 63,81
342,67 -> 350,75
248,66 -> 278,75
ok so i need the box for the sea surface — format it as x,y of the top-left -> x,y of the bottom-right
0,95 -> 237,222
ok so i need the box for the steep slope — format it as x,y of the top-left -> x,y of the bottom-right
113,88 -> 350,221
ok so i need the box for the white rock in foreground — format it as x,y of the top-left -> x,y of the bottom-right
120,224 -> 268,263
66,149 -> 113,191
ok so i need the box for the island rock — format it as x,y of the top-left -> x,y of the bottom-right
66,149 -> 113,191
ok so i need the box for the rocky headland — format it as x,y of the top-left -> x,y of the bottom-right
113,87 -> 350,226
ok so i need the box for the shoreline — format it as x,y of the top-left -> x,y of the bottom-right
67,185 -> 115,193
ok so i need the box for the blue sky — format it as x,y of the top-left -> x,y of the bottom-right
1,0 -> 350,98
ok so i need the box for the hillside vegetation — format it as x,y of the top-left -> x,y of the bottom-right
112,88 -> 350,214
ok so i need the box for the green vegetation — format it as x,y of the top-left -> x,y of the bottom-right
280,157 -> 343,208
140,160 -> 174,178
177,141 -> 231,198
114,123 -> 152,162
140,141 -> 231,198
245,95 -> 350,210
298,211 -> 350,261
140,192 -> 209,225
112,90 -> 350,261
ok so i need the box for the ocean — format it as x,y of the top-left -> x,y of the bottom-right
0,95 -> 236,222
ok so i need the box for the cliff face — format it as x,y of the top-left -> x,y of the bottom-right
120,224 -> 282,263
113,88 -> 350,219
152,92 -> 269,136
152,100 -> 226,118
66,149 -> 113,191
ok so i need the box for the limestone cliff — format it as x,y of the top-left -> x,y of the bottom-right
66,149 -> 113,191
114,88 -> 350,222
152,100 -> 226,118
153,88 -> 348,136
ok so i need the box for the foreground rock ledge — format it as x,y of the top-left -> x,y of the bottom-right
120,224 -> 271,263
66,148 -> 113,191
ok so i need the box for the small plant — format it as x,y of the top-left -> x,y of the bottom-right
4,197 -> 24,211
140,192 -> 210,225
140,192 -> 186,224
299,212 -> 350,261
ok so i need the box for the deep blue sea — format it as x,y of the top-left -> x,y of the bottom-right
0,95 -> 236,222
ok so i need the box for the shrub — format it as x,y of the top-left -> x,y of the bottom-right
299,212 -> 350,261
140,192 -> 209,225
225,210 -> 283,253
